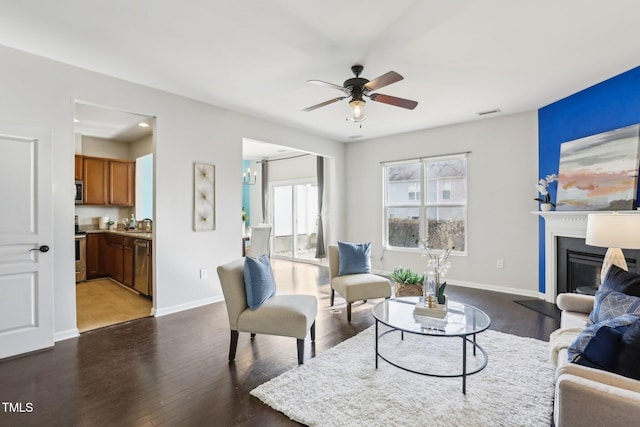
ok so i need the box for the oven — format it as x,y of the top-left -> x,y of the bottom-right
75,235 -> 86,282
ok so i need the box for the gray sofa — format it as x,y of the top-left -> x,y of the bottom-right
551,293 -> 640,427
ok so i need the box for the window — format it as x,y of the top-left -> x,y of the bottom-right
383,154 -> 467,252
408,183 -> 420,201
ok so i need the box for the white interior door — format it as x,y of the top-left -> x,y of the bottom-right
0,123 -> 54,359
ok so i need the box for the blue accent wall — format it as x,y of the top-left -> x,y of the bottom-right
537,66 -> 640,293
242,159 -> 251,225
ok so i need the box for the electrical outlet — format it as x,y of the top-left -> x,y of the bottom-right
200,268 -> 207,279
496,259 -> 504,269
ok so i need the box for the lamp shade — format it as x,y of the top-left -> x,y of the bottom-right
586,213 -> 640,249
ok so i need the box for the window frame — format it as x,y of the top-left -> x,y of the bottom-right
382,153 -> 468,256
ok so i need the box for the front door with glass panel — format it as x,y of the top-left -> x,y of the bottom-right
272,182 -> 318,262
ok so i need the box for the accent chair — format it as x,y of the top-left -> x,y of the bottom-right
328,244 -> 392,322
217,258 -> 317,364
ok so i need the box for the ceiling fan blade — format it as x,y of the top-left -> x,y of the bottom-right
364,71 -> 403,91
369,93 -> 418,110
302,97 -> 347,112
307,80 -> 348,93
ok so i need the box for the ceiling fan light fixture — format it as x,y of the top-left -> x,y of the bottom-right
349,99 -> 366,122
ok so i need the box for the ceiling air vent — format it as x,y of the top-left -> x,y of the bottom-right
477,109 -> 501,116
348,135 -> 364,140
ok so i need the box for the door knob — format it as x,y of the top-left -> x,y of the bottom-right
30,245 -> 50,253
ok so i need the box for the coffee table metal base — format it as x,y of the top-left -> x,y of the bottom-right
374,320 -> 489,394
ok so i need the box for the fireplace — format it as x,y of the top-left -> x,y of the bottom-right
556,237 -> 640,294
536,211 -> 640,302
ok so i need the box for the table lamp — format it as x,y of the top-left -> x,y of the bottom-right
585,212 -> 640,284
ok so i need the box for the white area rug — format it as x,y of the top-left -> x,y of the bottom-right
251,326 -> 555,427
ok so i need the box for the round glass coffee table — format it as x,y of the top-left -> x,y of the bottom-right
371,297 -> 491,394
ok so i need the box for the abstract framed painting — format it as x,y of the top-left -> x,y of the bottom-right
193,162 -> 215,231
556,124 -> 640,211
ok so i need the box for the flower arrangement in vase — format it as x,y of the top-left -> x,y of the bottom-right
417,238 -> 454,304
535,174 -> 558,211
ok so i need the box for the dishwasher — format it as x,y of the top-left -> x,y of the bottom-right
134,239 -> 150,296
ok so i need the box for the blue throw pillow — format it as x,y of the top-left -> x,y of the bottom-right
573,325 -> 625,371
618,317 -> 640,380
601,265 -> 640,297
568,314 -> 637,363
244,254 -> 276,310
589,288 -> 640,325
337,241 -> 371,276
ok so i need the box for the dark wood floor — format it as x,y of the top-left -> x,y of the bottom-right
0,259 -> 559,427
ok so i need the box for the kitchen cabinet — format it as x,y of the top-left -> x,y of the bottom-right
86,233 -> 106,279
86,232 -> 142,290
105,234 -> 124,284
83,157 -> 108,205
74,155 -> 83,180
109,160 -> 135,206
123,237 -> 135,288
82,156 -> 135,206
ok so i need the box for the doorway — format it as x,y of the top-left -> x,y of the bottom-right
272,180 -> 318,262
74,101 -> 155,332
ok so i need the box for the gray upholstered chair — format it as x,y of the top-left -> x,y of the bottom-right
216,258 -> 317,364
328,244 -> 392,322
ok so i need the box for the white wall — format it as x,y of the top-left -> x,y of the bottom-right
130,133 -> 153,160
0,44 -> 346,342
268,154 -> 316,182
345,112 -> 540,297
81,135 -> 130,159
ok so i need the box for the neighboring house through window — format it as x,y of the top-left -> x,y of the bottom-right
383,153 -> 468,253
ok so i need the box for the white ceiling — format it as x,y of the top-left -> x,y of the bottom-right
1,0 -> 639,144
75,103 -> 153,142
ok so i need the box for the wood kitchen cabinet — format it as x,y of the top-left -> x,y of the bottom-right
74,155 -> 83,180
86,233 -> 106,279
82,156 -> 134,206
105,234 -> 124,284
83,157 -> 109,205
109,160 -> 135,206
87,232 -> 138,289
123,237 -> 135,288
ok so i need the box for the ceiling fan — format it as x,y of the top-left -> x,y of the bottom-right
303,65 -> 418,123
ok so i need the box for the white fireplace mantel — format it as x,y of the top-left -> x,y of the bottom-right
533,210 -> 640,302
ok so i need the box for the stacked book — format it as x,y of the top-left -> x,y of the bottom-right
413,301 -> 447,319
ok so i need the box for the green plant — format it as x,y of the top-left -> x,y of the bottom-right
242,208 -> 249,222
437,282 -> 447,304
389,267 -> 424,284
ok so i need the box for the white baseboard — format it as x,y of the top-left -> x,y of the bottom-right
450,279 -> 540,299
376,269 -> 540,299
54,328 -> 80,342
154,295 -> 224,317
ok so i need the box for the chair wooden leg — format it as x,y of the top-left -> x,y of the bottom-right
297,339 -> 304,364
347,303 -> 352,322
229,330 -> 239,361
310,321 -> 316,342
330,288 -> 335,306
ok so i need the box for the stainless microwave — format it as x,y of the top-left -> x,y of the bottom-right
75,180 -> 83,204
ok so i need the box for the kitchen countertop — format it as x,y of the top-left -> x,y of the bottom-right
85,229 -> 153,240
